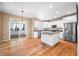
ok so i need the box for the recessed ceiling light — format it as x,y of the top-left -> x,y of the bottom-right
49,5 -> 53,8
56,11 -> 60,14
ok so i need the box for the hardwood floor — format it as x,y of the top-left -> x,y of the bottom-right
0,38 -> 77,56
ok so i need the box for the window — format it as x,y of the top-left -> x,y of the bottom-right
9,20 -> 27,39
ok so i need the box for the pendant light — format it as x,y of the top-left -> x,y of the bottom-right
21,10 -> 25,31
21,10 -> 24,22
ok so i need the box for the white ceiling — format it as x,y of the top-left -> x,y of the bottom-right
0,2 -> 76,20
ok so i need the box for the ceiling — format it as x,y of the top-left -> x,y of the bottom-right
0,2 -> 76,20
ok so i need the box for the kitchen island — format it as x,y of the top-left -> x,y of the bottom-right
41,31 -> 61,46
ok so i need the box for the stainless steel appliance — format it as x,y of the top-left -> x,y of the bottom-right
64,22 -> 77,42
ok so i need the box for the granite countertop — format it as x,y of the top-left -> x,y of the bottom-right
34,29 -> 59,31
34,28 -> 63,33
41,31 -> 60,35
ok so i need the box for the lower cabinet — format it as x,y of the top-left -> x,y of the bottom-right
34,32 -> 38,38
41,33 -> 61,46
33,31 -> 41,38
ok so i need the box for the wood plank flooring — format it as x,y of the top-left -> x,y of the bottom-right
0,38 -> 77,56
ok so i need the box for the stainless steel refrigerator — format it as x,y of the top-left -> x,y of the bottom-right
64,22 -> 77,43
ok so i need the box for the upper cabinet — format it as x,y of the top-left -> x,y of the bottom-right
63,15 -> 77,23
34,20 -> 44,29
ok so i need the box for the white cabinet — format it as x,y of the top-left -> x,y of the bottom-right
41,32 -> 61,46
33,32 -> 38,38
59,32 -> 63,39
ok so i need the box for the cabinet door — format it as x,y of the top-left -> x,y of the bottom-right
34,32 -> 38,38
